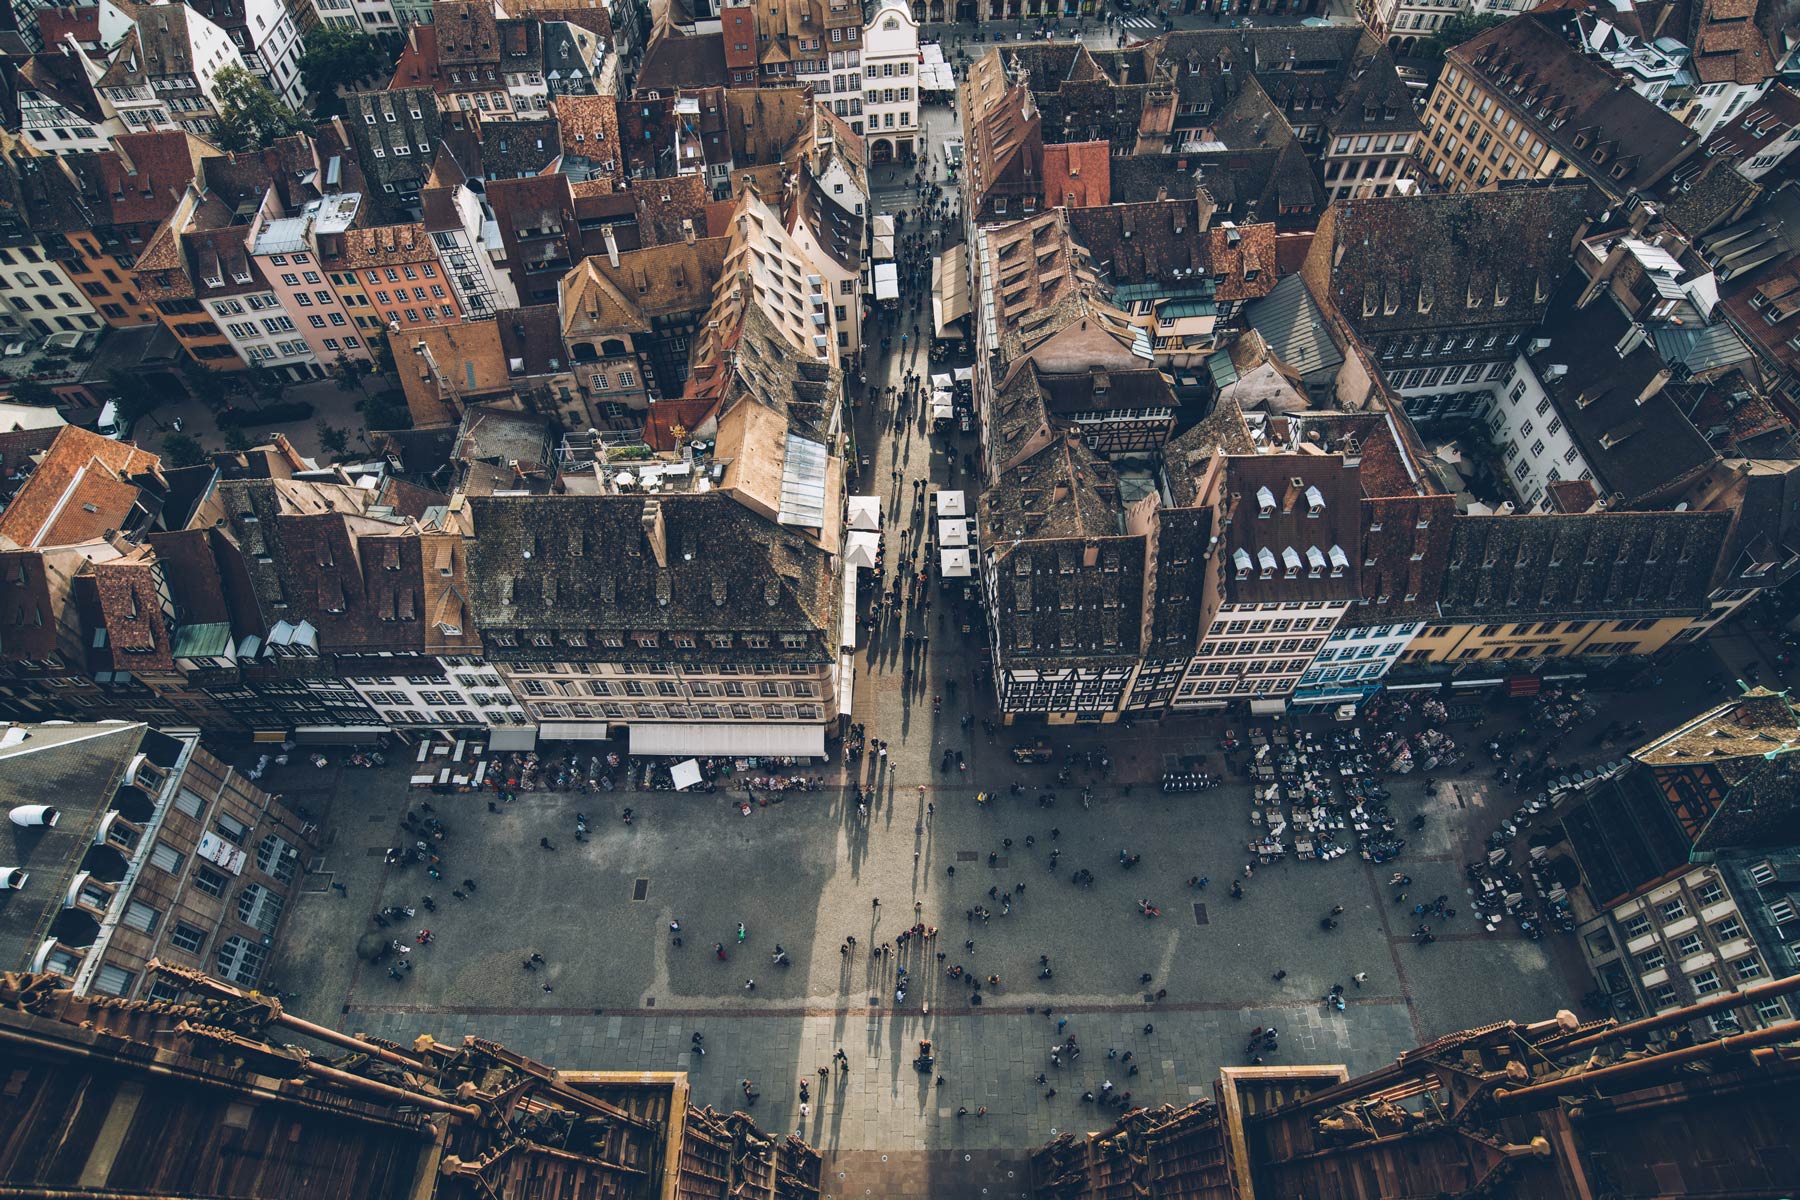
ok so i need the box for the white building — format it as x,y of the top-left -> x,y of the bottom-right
1482,356 -> 1593,514
242,0 -> 309,110
1291,620 -> 1425,710
127,2 -> 252,138
860,0 -> 918,163
206,290 -> 317,375
0,243 -> 104,337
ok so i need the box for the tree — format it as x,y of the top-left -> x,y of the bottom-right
1417,13 -> 1509,61
222,426 -> 254,453
213,65 -> 312,152
300,28 -> 390,118
106,370 -> 162,428
6,379 -> 59,407
160,432 -> 207,467
243,362 -> 287,408
331,351 -> 370,396
180,363 -> 234,415
316,421 -> 350,456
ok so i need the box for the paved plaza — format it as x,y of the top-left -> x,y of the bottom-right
266,94 -> 1742,1196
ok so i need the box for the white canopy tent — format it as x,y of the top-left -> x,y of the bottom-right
874,262 -> 899,301
845,530 -> 881,568
846,494 -> 881,530
931,372 -> 953,390
931,401 -> 955,421
936,489 -> 966,517
938,517 -> 969,547
872,214 -> 896,261
940,547 -> 973,577
670,758 -> 704,791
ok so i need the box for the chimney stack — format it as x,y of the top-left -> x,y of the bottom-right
602,223 -> 620,267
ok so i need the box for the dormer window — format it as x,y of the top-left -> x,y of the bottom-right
1257,547 -> 1277,579
1233,548 -> 1252,579
1328,545 -> 1349,577
1305,485 -> 1324,516
1256,486 -> 1276,517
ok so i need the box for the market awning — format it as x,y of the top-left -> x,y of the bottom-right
628,723 -> 827,758
873,231 -> 896,260
841,562 -> 859,649
847,495 -> 881,530
939,517 -> 969,546
936,489 -> 966,517
670,758 -> 703,791
838,652 -> 855,718
933,245 -> 970,338
931,372 -> 953,390
845,530 -> 881,568
940,547 -> 973,577
874,262 -> 899,301
538,722 -> 615,740
954,367 -> 973,384
293,724 -> 391,744
488,726 -> 539,750
932,401 -> 955,420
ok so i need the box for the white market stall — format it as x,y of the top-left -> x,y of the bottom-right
846,494 -> 881,530
874,262 -> 900,301
940,547 -> 973,577
670,758 -> 704,791
935,489 -> 966,517
938,518 -> 969,547
845,530 -> 881,568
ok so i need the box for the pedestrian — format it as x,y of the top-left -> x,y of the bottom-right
331,881 -> 348,896
737,922 -> 747,943
873,897 -> 881,909
1272,969 -> 1287,981
1353,972 -> 1368,987
542,983 -> 554,992
540,837 -> 555,850
1142,1024 -> 1154,1036
1155,988 -> 1167,1001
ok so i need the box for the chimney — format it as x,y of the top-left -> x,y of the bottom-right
682,217 -> 696,245
641,498 -> 668,567
1082,542 -> 1099,568
1636,367 -> 1671,406
602,223 -> 620,267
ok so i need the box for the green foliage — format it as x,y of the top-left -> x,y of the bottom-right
106,369 -> 162,426
222,426 -> 255,453
160,432 -> 207,467
364,388 -> 413,432
300,28 -> 390,118
316,421 -> 350,455
180,363 -> 234,414
1416,13 -> 1509,61
213,65 -> 313,152
217,399 -> 315,427
607,444 -> 655,462
6,379 -> 59,407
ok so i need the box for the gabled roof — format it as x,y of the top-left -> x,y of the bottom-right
0,427 -> 163,551
635,28 -> 727,91
1452,12 -> 1702,195
1527,277 -> 1716,506
1437,510 -> 1728,620
1309,186 -> 1594,337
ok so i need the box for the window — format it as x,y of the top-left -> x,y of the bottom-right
194,866 -> 227,898
216,934 -> 268,985
1691,969 -> 1722,996
1659,899 -> 1688,923
175,788 -> 206,817
1695,880 -> 1725,906
122,900 -> 160,933
1622,913 -> 1653,939
1732,956 -> 1764,981
1749,861 -> 1777,886
237,882 -> 284,935
1674,932 -> 1704,957
169,922 -> 206,954
1637,947 -> 1666,972
150,842 -> 184,873
1711,915 -> 1745,942
257,834 -> 296,884
214,813 -> 248,845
